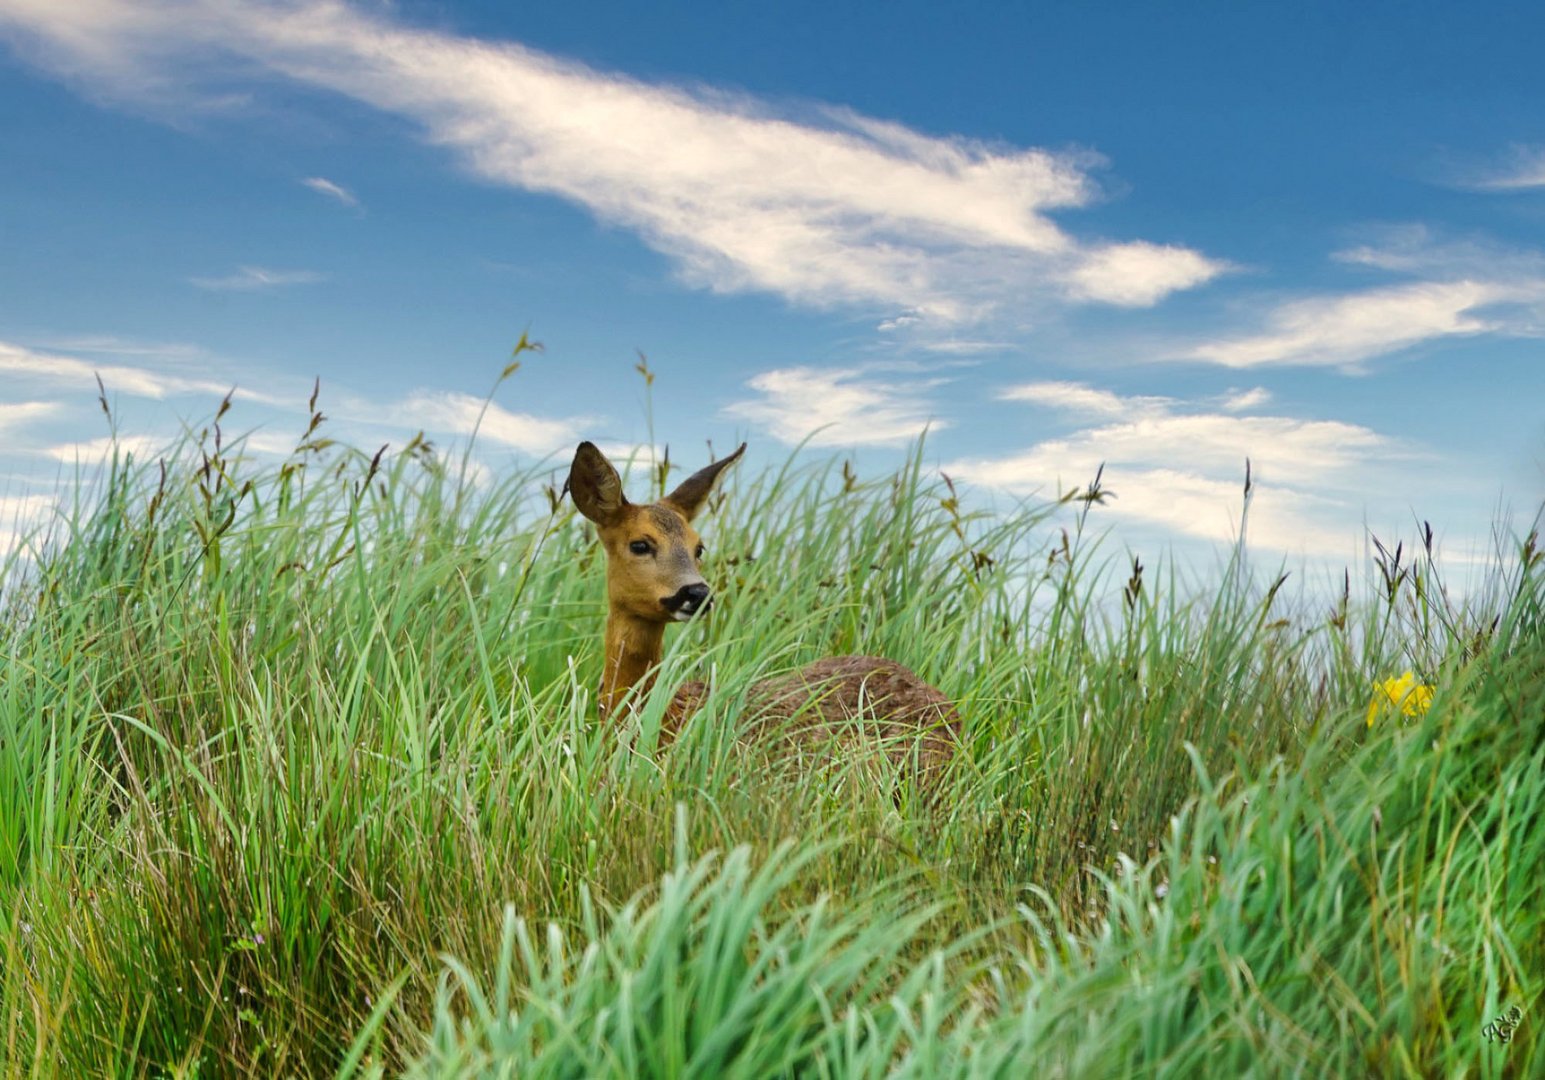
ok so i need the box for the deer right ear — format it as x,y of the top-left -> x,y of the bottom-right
566,441 -> 628,526
663,442 -> 746,521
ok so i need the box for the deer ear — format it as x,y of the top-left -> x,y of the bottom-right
567,441 -> 628,526
663,442 -> 746,521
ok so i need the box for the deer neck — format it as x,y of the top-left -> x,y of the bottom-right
599,609 -> 666,717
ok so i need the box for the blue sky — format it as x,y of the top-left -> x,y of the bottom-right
1,0 -> 1543,573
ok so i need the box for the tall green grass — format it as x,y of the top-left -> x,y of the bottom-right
1,391 -> 1539,1077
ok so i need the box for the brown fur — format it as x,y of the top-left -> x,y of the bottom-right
567,441 -> 961,786
664,657 -> 960,786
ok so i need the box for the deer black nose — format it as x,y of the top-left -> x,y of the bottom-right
664,582 -> 712,618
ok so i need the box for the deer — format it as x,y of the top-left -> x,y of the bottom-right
565,440 -> 961,786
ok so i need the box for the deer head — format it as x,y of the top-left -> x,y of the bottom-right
567,440 -> 746,624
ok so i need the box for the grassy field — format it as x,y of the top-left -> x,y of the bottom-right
2,389 -> 1541,1077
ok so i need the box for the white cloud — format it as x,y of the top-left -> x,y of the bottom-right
0,338 -> 250,400
301,175 -> 359,206
0,0 -> 1223,323
389,390 -> 584,455
42,434 -> 170,462
30,334 -> 208,359
915,339 -> 1014,355
878,312 -> 925,333
0,400 -> 60,431
1065,241 -> 1226,307
1000,381 -> 1147,418
189,265 -> 326,291
3,335 -> 582,480
1332,226 -> 1545,280
1182,229 -> 1545,371
725,365 -> 945,447
1067,467 -> 1357,558
959,411 -> 1390,492
1464,145 -> 1545,192
948,382 -> 1412,558
1220,386 -> 1271,412
235,429 -> 307,456
0,492 -> 57,520
58,426 -> 291,462
1186,279 -> 1538,369
0,492 -> 57,556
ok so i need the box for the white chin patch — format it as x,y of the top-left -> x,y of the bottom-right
671,608 -> 697,622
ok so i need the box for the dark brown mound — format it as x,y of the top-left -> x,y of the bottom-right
667,655 -> 960,787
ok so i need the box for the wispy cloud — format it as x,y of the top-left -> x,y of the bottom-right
1460,145 -> 1545,192
0,0 -> 1223,326
915,340 -> 1014,356
1185,280 -> 1523,369
42,434 -> 170,463
1219,386 -> 1271,412
0,399 -> 59,427
301,175 -> 359,207
726,365 -> 946,447
1332,225 -> 1545,279
3,333 -> 584,477
1000,380 -> 1144,417
0,338 -> 249,399
1179,227 -> 1545,371
381,390 -> 586,456
30,334 -> 208,360
949,381 -> 1414,557
0,492 -> 57,556
189,265 -> 326,291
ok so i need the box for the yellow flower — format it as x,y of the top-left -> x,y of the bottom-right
1366,671 -> 1434,728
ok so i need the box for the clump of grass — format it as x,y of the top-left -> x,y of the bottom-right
405,807 -> 940,1078
1,381 -> 1539,1076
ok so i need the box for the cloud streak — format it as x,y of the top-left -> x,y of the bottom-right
949,381 -> 1416,557
1186,281 -> 1520,369
1462,145 -> 1545,192
301,175 -> 359,206
1181,230 -> 1545,370
385,390 -> 586,456
0,338 -> 252,399
726,365 -> 946,447
0,492 -> 58,556
42,434 -> 171,463
189,265 -> 326,291
0,0 -> 1223,326
0,400 -> 60,431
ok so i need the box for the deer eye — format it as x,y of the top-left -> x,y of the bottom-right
695,543 -> 705,559
629,540 -> 653,556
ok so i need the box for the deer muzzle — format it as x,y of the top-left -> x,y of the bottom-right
663,582 -> 712,620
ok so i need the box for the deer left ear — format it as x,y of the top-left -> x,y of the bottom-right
663,443 -> 746,521
567,441 -> 629,526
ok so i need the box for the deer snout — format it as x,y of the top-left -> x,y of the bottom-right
663,582 -> 712,620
